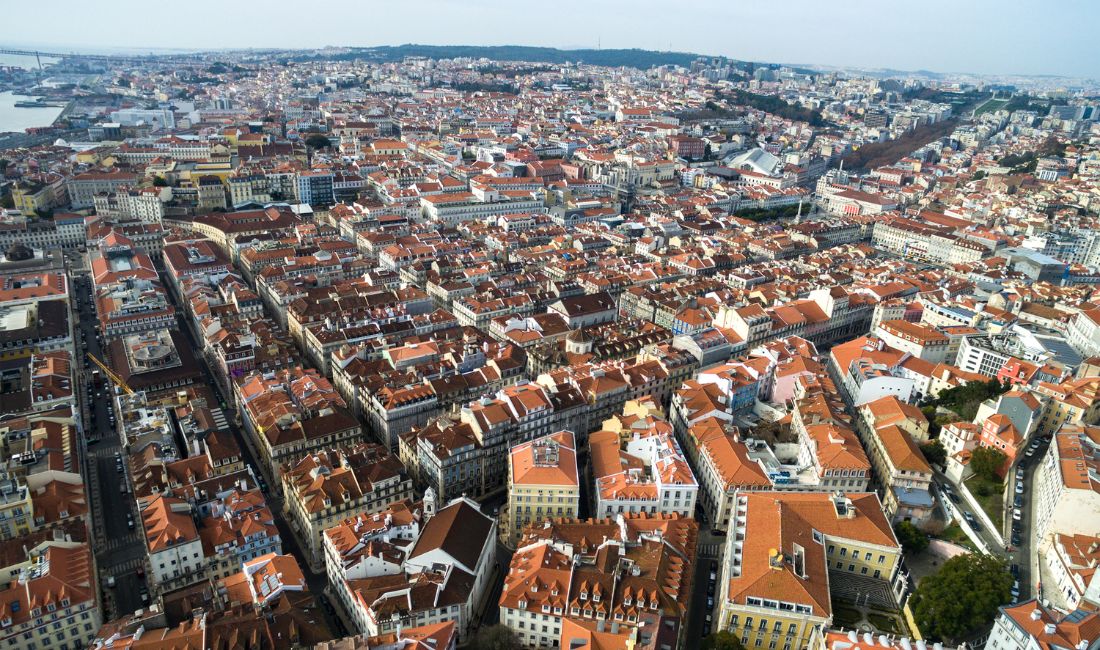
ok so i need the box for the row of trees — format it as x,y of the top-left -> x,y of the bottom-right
840,119 -> 958,172
716,89 -> 827,126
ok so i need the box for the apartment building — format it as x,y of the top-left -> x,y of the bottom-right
459,381 -> 588,493
871,215 -> 984,265
717,492 -> 904,650
829,336 -> 920,406
985,601 -> 1100,650
234,367 -> 364,476
399,418 -> 485,503
340,496 -> 496,642
140,494 -> 205,592
1067,308 -> 1100,360
281,444 -> 413,569
1033,377 -> 1100,438
92,187 -> 167,223
65,170 -> 140,209
506,431 -> 580,545
0,542 -> 101,650
1034,425 -> 1100,549
874,319 -> 950,364
500,513 -> 697,650
858,404 -> 935,526
1042,532 -> 1100,610
589,411 -> 698,520
322,499 -> 423,596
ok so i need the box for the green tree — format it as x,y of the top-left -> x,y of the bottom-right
920,440 -> 946,467
911,553 -> 1013,642
894,520 -> 929,553
703,631 -> 747,650
152,176 -> 168,187
472,625 -> 522,650
970,447 -> 1007,482
304,134 -> 332,149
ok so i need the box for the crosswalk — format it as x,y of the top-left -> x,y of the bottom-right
211,408 -> 229,430
698,543 -> 723,558
101,536 -> 142,553
107,556 -> 145,574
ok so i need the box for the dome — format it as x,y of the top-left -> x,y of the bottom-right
566,328 -> 592,344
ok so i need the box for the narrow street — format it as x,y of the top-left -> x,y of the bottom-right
162,280 -> 348,636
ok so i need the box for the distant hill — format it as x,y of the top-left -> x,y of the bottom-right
296,43 -> 751,71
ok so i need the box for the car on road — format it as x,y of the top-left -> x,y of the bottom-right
1013,508 -> 1022,521
963,512 -> 982,532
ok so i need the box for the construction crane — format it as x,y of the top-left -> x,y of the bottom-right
86,353 -> 133,395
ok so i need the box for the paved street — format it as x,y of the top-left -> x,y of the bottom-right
160,271 -> 348,636
1014,437 -> 1052,602
933,435 -> 1051,604
66,259 -> 149,618
685,530 -> 724,642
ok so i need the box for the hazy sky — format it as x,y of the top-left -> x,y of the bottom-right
4,0 -> 1097,78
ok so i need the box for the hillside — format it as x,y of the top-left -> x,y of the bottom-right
295,44 -> 745,71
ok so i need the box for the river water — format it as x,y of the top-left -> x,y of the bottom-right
0,91 -> 65,135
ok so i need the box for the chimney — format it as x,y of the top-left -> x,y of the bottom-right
1043,624 -> 1056,635
1030,609 -> 1042,621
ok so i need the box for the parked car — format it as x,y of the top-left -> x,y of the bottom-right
1014,495 -> 1024,508
1011,532 -> 1022,546
1013,508 -> 1022,521
1010,564 -> 1020,576
1016,482 -> 1025,494
1026,448 -> 1036,457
